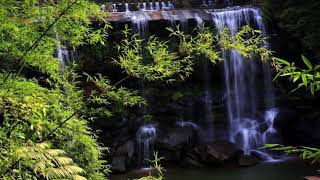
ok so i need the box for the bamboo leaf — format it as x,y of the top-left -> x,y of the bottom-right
302,54 -> 313,69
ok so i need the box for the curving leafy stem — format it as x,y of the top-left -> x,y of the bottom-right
115,26 -> 194,82
264,144 -> 320,164
272,55 -> 320,95
84,73 -> 147,119
115,25 -> 272,83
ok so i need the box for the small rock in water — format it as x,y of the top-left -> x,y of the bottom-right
238,155 -> 259,167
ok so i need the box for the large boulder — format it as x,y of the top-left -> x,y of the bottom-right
157,126 -> 195,150
238,155 -> 259,167
156,126 -> 197,162
193,141 -> 240,166
181,152 -> 205,168
205,141 -> 239,162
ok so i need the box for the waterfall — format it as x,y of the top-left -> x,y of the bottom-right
161,2 -> 167,10
210,7 -> 278,156
149,2 -> 154,11
55,33 -> 70,74
155,2 -> 160,10
132,12 -> 150,37
161,1 -> 174,10
177,121 -> 199,130
179,19 -> 188,32
168,1 -> 174,10
136,125 -> 157,167
125,3 -> 130,12
112,4 -> 117,12
141,2 -> 147,11
195,13 -> 204,29
262,108 -> 279,144
161,11 -> 176,27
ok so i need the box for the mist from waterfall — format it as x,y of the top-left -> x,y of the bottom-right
210,7 -> 279,156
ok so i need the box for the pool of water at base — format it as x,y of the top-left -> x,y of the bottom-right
111,159 -> 319,180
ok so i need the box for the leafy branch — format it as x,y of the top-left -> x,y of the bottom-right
272,55 -> 320,95
264,144 -> 320,164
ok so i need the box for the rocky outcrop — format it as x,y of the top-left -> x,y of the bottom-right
111,139 -> 135,172
156,125 -> 197,162
238,155 -> 259,167
112,156 -> 127,172
180,141 -> 242,167
192,141 -> 240,166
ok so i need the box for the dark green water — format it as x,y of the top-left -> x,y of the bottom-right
111,160 -> 319,180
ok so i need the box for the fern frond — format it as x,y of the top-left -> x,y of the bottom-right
16,142 -> 87,180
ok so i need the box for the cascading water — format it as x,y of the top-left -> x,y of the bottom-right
131,8 -> 154,167
179,19 -> 188,32
149,2 -> 154,11
210,7 -> 279,156
125,3 -> 129,12
177,121 -> 199,130
136,125 -> 157,167
112,4 -> 117,12
161,2 -> 167,10
262,108 -> 279,144
141,2 -> 147,11
155,2 -> 160,10
195,13 -> 204,29
161,11 -> 176,27
55,33 -> 70,74
168,1 -> 174,10
132,12 -> 150,37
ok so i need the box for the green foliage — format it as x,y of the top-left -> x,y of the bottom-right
167,26 -> 222,65
218,26 -> 272,62
264,144 -> 320,164
273,55 -> 320,95
0,0 -> 109,80
135,152 -> 165,180
84,73 -> 147,118
115,25 -> 271,83
0,75 -> 108,179
16,142 -> 87,180
0,0 -> 110,179
115,26 -> 194,82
